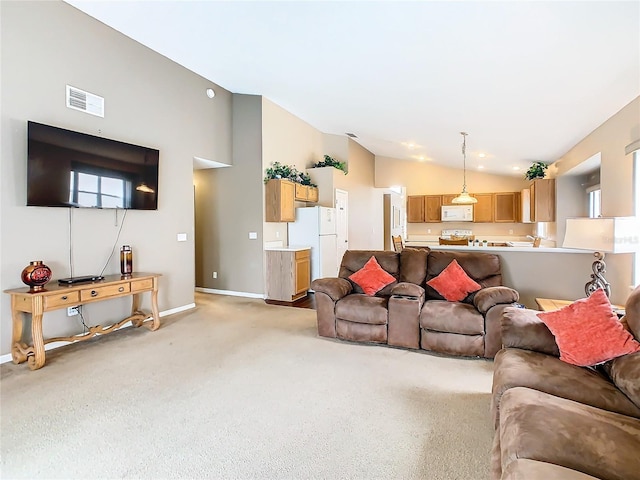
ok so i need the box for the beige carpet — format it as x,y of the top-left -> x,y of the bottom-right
1,293 -> 495,480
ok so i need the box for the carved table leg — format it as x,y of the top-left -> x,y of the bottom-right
130,293 -> 144,327
28,296 -> 46,370
147,279 -> 160,331
10,296 -> 27,364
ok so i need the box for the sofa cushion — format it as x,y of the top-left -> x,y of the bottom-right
623,284 -> 640,339
498,387 -> 640,480
491,348 -> 640,429
421,330 -> 484,357
425,250 -> 502,301
348,256 -> 396,296
399,247 -> 429,285
537,289 -> 640,366
335,294 -> 388,325
426,259 -> 481,302
420,300 -> 484,335
502,307 -> 560,357
502,459 -> 602,480
339,250 -> 399,296
602,352 -> 640,410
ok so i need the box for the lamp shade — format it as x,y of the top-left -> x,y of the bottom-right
563,217 -> 640,253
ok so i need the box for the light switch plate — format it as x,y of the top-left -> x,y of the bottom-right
177,233 -> 187,242
249,232 -> 258,240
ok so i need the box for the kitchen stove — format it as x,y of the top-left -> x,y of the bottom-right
441,229 -> 473,239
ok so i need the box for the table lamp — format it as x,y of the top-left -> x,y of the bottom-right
563,217 -> 640,298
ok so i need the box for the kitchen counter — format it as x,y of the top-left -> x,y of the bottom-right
405,242 -> 586,253
264,245 -> 311,252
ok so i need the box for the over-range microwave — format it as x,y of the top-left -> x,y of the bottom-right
441,205 -> 474,222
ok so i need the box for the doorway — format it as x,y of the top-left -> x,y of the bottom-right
335,189 -> 349,266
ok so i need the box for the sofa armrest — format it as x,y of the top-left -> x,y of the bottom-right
390,282 -> 425,303
310,277 -> 352,302
501,306 -> 560,356
473,286 -> 519,313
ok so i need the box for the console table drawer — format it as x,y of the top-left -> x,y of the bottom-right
45,292 -> 80,309
81,283 -> 131,301
131,278 -> 153,292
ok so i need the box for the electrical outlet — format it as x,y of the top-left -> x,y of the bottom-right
508,229 -> 513,234
427,229 -> 431,234
67,306 -> 79,316
213,272 -> 218,279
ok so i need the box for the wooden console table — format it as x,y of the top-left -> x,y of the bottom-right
4,272 -> 161,370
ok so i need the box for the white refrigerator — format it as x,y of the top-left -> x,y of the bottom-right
288,206 -> 338,281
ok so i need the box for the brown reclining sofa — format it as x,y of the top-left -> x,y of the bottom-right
310,248 -> 519,358
490,285 -> 640,479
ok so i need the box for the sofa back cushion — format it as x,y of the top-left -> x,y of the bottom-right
603,352 -> 640,410
339,250 -> 399,296
623,284 -> 640,339
399,247 -> 429,285
425,251 -> 502,302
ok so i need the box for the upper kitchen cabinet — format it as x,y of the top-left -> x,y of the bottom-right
494,192 -> 519,223
441,194 -> 458,206
407,195 -> 425,222
425,195 -> 442,222
265,179 -> 296,222
528,179 -> 556,222
472,194 -> 494,223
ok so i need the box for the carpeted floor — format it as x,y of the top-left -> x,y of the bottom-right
0,292 -> 495,480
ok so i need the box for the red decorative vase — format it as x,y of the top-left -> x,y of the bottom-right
21,261 -> 52,292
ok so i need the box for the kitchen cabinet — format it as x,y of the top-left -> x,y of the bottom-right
265,248 -> 310,302
407,195 -> 425,223
441,194 -> 458,206
425,195 -> 442,222
473,194 -> 494,222
266,179 -> 318,222
529,179 -> 555,222
494,192 -> 518,223
294,183 -> 319,202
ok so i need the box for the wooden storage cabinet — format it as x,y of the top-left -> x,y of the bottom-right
265,248 -> 310,302
407,195 -> 425,222
529,179 -> 555,222
425,195 -> 442,222
473,194 -> 494,223
494,192 -> 518,223
266,179 -> 318,222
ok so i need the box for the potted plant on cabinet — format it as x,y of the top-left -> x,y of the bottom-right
524,161 -> 548,181
311,155 -> 347,174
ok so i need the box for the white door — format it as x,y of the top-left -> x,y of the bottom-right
335,189 -> 349,268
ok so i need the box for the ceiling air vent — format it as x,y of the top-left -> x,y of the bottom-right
66,85 -> 104,118
345,132 -> 358,138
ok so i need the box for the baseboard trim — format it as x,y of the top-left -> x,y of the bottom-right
0,302 -> 197,365
195,287 -> 265,299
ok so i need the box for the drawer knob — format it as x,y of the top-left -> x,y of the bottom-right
91,290 -> 98,297
118,287 -> 125,292
61,296 -> 67,300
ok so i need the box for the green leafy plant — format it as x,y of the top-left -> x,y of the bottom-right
524,161 -> 548,181
312,154 -> 347,174
264,162 -> 317,187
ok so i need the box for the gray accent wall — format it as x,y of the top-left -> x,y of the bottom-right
0,1 -> 232,355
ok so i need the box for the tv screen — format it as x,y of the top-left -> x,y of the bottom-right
27,121 -> 159,210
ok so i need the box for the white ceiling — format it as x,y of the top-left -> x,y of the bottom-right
66,1 -> 639,177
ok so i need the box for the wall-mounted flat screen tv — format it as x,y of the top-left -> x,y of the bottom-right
27,121 -> 159,210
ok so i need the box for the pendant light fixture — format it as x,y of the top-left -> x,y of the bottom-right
451,131 -> 478,204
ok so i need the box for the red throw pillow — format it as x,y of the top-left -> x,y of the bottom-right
348,256 -> 396,296
537,289 -> 640,367
426,259 -> 481,302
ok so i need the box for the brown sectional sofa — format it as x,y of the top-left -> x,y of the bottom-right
310,248 -> 519,358
491,285 -> 640,480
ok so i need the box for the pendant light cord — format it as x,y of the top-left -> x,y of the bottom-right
461,131 -> 468,190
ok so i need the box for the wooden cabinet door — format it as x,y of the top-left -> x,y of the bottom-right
494,192 -> 517,222
530,179 -> 555,222
307,186 -> 319,203
294,183 -> 307,201
473,194 -> 494,222
441,194 -> 457,206
265,179 -> 296,222
407,195 -> 425,222
424,195 -> 442,222
294,250 -> 311,296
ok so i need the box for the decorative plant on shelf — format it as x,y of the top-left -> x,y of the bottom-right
311,154 -> 347,174
263,162 -> 317,187
524,161 -> 549,181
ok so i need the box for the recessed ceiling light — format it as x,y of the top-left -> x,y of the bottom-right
478,165 -> 485,169
512,166 -> 520,170
206,88 -> 215,98
478,153 -> 486,158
